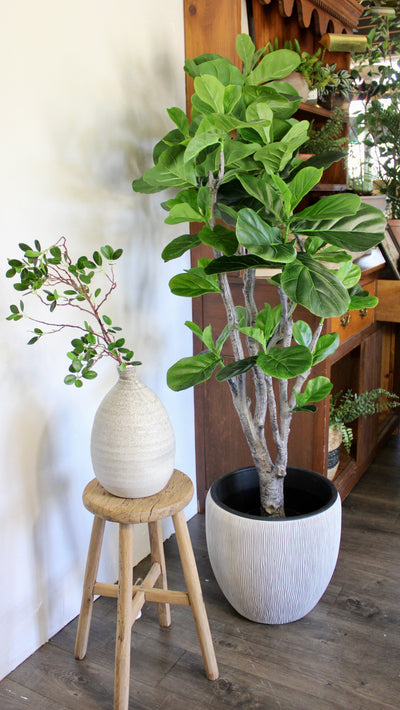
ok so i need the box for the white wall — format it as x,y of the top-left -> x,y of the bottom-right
0,0 -> 195,679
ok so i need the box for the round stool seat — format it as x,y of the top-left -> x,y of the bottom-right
82,469 -> 193,524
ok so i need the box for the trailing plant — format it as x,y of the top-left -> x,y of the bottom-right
132,34 -> 386,517
5,238 -> 140,387
302,108 -> 348,155
330,388 -> 400,453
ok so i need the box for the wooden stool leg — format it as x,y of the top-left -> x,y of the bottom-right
172,511 -> 219,680
75,515 -> 106,660
148,520 -> 171,628
114,523 -> 134,710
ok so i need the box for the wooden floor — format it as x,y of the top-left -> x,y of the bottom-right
2,434 -> 400,710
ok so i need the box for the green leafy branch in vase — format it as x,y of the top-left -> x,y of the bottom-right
6,238 -> 140,387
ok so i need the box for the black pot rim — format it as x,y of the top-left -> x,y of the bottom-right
208,466 -> 339,521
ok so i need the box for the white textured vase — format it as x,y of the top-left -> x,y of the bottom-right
91,367 -> 175,498
206,467 -> 342,624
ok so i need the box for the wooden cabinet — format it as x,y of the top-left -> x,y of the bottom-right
183,0 -> 400,510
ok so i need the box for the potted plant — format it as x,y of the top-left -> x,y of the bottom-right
328,387 -> 400,479
317,66 -> 354,111
264,39 -> 339,101
350,2 -> 400,213
5,238 -> 175,498
132,34 -> 386,623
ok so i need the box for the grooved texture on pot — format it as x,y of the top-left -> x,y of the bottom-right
91,368 -> 175,498
206,468 -> 342,624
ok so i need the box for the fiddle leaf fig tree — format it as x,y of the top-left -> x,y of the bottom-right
132,34 -> 386,517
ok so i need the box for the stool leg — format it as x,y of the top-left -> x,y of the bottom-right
172,511 -> 219,680
148,520 -> 171,628
114,523 -> 134,710
75,515 -> 106,660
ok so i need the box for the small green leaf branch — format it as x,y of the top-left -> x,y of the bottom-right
6,238 -> 140,387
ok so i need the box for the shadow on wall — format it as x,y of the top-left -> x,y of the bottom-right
44,51 -> 184,367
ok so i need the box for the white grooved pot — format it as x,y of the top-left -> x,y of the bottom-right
206,466 -> 342,625
91,367 -> 175,498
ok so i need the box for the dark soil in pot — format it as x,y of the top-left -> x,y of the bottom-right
210,466 -> 338,519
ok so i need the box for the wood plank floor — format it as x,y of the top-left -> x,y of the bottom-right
2,433 -> 400,710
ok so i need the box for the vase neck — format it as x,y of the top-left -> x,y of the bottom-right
118,365 -> 138,382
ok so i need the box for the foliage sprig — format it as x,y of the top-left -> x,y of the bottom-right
6,238 -> 140,387
330,388 -> 400,453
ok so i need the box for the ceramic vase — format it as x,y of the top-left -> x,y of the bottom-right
91,367 -> 175,498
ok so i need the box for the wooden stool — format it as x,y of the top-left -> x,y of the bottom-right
74,469 -> 218,710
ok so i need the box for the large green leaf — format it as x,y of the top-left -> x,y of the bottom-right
223,140 -> 260,166
199,224 -> 238,255
236,33 -> 255,76
162,233 -> 201,262
216,356 -> 258,381
183,131 -> 221,163
247,49 -> 300,85
288,167 -> 323,210
335,261 -> 361,289
190,57 -> 244,86
256,304 -> 282,340
293,376 -> 333,409
292,202 -> 386,252
254,143 -> 290,174
289,150 -> 346,177
164,189 -> 210,224
281,253 -> 350,317
245,102 -> 273,143
204,254 -> 277,274
257,345 -> 312,379
236,174 -> 283,220
167,352 -> 220,391
167,107 -> 190,136
236,326 -> 266,348
169,268 -> 221,297
348,284 -> 379,311
311,246 -> 352,264
243,84 -> 301,119
312,332 -> 340,365
236,208 -> 296,262
193,75 -> 225,113
293,193 -> 361,222
224,84 -> 242,113
137,146 -> 197,190
292,320 -> 312,347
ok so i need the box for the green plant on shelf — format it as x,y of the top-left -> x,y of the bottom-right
329,388 -> 400,453
301,108 -> 348,155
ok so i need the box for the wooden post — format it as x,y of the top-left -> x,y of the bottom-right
173,510 -> 219,680
149,519 -> 172,627
74,515 -> 106,660
114,523 -> 134,710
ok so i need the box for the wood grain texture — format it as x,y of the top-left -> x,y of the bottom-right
82,470 -> 193,524
2,432 -> 400,709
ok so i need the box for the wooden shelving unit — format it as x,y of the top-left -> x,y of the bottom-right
183,0 -> 400,510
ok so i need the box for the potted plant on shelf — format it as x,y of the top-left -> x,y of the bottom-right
264,39 -> 339,102
350,2 -> 400,214
317,66 -> 354,111
301,108 -> 348,156
328,388 -> 400,480
132,34 -> 386,624
5,238 -> 175,498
